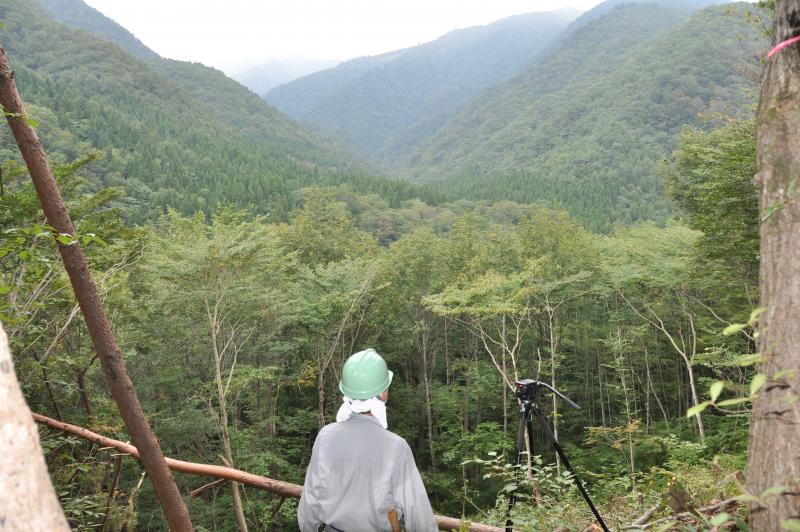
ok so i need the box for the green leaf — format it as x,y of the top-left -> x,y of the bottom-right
80,233 -> 108,247
709,381 -> 724,402
788,175 -> 798,195
710,513 -> 730,526
686,400 -> 711,418
56,233 -> 77,246
23,115 -> 39,128
750,373 -> 767,397
762,202 -> 782,221
749,307 -> 766,323
781,519 -> 800,531
762,485 -> 788,497
0,285 -> 11,295
774,369 -> 798,380
735,354 -> 764,367
723,322 -> 747,336
716,397 -> 750,407
500,483 -> 518,493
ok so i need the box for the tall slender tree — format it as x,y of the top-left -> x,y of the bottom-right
0,48 -> 193,530
746,2 -> 800,529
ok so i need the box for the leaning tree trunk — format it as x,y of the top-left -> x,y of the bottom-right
746,3 -> 800,529
0,322 -> 70,531
0,48 -> 193,530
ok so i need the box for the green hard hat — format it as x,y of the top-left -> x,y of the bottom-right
339,348 -> 393,400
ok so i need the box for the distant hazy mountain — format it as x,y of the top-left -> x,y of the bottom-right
405,2 -> 765,231
0,0 -> 438,222
265,10 -> 577,169
233,58 -> 340,95
39,0 -> 159,60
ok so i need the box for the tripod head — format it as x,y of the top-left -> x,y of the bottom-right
514,379 -> 581,410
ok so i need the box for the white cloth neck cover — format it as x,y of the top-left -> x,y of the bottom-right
336,396 -> 388,429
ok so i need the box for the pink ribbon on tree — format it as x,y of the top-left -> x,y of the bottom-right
767,35 -> 800,59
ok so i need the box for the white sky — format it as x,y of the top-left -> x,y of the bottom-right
83,0 -> 604,74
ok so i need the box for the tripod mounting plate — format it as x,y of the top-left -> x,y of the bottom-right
514,379 -> 581,410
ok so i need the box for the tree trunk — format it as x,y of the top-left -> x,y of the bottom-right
0,323 -> 70,531
0,48 -> 193,531
684,361 -> 705,442
547,306 -> 561,474
421,340 -> 437,471
746,4 -> 800,528
211,315 -> 248,532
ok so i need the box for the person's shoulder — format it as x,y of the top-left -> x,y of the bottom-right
384,429 -> 413,453
320,419 -> 409,448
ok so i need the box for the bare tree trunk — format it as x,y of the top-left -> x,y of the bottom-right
208,303 -> 248,532
747,4 -> 800,528
616,348 -> 636,493
0,48 -> 193,531
0,323 -> 70,531
684,361 -> 705,441
420,328 -> 437,470
546,300 -> 561,474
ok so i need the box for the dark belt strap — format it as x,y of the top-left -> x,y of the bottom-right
324,525 -> 346,532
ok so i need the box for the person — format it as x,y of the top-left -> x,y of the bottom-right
298,348 -> 438,532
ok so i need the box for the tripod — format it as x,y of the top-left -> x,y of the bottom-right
505,379 -> 608,532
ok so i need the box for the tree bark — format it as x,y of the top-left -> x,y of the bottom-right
746,3 -> 800,529
0,48 -> 193,530
0,323 -> 70,531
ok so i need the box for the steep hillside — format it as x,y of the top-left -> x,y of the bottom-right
405,3 -> 765,232
567,0 -> 724,28
0,0 -> 438,220
265,11 -> 574,169
39,0 -> 159,60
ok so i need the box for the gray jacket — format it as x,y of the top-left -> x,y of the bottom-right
297,414 -> 438,531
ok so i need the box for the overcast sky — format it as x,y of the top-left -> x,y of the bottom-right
83,0 -> 604,74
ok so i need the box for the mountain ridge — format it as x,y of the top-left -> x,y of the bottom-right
265,10 -> 576,170
404,2 -> 765,231
0,0 -> 440,222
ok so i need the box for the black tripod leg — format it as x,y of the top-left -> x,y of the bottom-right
530,405 -> 609,532
506,404 -> 531,532
525,416 -> 537,499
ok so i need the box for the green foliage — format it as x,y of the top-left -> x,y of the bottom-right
2,3 -> 767,529
406,3 -> 766,232
664,119 -> 759,300
0,0 -> 439,223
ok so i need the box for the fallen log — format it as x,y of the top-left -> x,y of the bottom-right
33,413 -> 503,532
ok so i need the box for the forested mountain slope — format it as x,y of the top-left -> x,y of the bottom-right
0,0 -> 436,221
566,0 -> 723,29
265,11 -> 575,169
39,0 -> 159,60
406,3 -> 764,232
